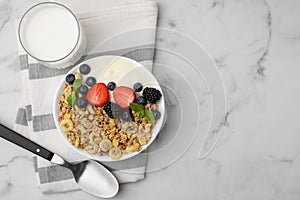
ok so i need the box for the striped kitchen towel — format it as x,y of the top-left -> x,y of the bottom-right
13,0 -> 158,194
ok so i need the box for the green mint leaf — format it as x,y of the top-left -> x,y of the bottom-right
130,103 -> 144,112
72,79 -> 82,91
145,109 -> 155,123
138,110 -> 145,118
67,92 -> 76,106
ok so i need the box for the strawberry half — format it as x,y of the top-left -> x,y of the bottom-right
87,82 -> 109,107
113,86 -> 136,108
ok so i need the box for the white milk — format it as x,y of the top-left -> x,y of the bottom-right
19,3 -> 86,68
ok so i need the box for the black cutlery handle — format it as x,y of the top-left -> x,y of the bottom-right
0,124 -> 54,161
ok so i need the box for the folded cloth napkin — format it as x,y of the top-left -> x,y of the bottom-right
13,0 -> 158,193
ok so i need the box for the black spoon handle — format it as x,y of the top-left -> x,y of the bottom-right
0,124 -> 54,161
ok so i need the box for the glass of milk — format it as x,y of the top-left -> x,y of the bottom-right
18,2 -> 86,69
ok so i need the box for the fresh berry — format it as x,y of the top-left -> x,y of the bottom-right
76,97 -> 88,109
107,82 -> 116,91
143,87 -> 162,103
87,83 -> 109,107
79,64 -> 91,75
152,110 -> 161,120
133,82 -> 143,92
113,86 -> 136,108
78,85 -> 89,95
136,96 -> 147,106
122,109 -> 133,121
86,76 -> 97,86
103,102 -> 121,118
66,74 -> 75,84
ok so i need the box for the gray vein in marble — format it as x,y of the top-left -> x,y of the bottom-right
203,95 -> 251,152
262,153 -> 300,194
205,158 -> 222,175
2,55 -> 21,73
223,111 -> 230,127
0,181 -> 12,196
198,121 -> 226,157
223,96 -> 251,128
0,52 -> 15,63
253,0 -> 272,80
222,175 -> 252,199
0,88 -> 22,95
214,55 -> 228,68
0,15 -> 10,31
7,56 -> 21,72
270,152 -> 300,166
0,155 -> 34,196
210,0 -> 224,9
253,47 -> 265,55
259,169 -> 281,193
0,163 -> 12,195
286,34 -> 300,40
0,0 -> 12,31
167,19 -> 176,29
247,38 -> 265,47
210,0 -> 228,35
0,155 -> 32,168
215,99 -> 241,131
280,159 -> 294,165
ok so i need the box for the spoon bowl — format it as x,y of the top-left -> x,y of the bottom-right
74,160 -> 119,198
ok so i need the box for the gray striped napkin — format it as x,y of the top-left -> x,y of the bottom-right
14,0 -> 158,193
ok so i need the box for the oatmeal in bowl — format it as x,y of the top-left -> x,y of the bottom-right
53,56 -> 165,161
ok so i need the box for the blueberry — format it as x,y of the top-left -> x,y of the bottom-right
79,64 -> 91,75
152,110 -> 161,120
78,85 -> 89,95
86,76 -> 97,86
107,81 -> 116,91
133,82 -> 143,92
122,110 -> 133,121
76,97 -> 88,109
136,96 -> 147,106
66,74 -> 75,84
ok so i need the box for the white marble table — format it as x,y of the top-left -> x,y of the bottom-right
1,0 -> 300,199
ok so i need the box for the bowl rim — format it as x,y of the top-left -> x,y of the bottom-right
53,55 -> 165,162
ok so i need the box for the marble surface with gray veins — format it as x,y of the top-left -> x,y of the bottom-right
1,0 -> 300,199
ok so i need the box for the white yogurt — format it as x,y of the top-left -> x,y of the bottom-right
19,3 -> 86,68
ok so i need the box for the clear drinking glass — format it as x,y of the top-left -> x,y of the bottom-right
18,2 -> 86,69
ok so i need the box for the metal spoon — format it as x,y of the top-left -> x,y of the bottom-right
0,124 -> 119,198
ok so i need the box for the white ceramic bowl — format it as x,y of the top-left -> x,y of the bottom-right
53,56 -> 165,161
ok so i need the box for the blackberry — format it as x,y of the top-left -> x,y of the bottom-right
142,87 -> 162,103
103,102 -> 121,118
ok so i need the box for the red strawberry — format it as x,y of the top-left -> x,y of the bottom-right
87,83 -> 109,107
113,86 -> 136,108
